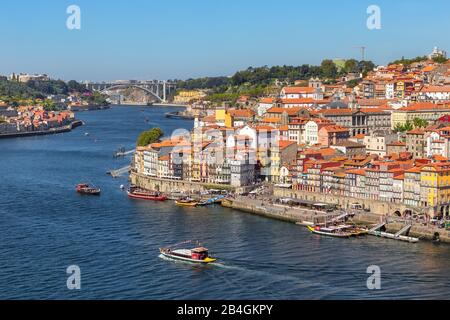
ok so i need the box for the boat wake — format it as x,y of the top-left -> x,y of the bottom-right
208,262 -> 247,271
159,254 -> 363,298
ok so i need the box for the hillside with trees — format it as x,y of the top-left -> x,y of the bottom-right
176,59 -> 375,103
0,78 -> 108,107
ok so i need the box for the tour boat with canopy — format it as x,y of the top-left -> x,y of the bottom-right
76,183 -> 101,196
127,186 -> 167,201
159,241 -> 216,264
307,224 -> 368,238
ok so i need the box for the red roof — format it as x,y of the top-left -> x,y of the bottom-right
282,86 -> 315,94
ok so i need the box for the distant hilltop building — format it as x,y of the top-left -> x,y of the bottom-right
428,46 -> 447,60
174,90 -> 207,104
9,73 -> 50,83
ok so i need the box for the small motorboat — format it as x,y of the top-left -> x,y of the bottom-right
175,198 -> 198,207
160,243 -> 216,264
127,186 -> 167,201
76,183 -> 101,196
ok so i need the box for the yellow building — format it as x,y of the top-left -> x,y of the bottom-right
224,112 -> 234,128
391,102 -> 450,129
420,163 -> 450,215
174,90 -> 206,104
215,108 -> 226,126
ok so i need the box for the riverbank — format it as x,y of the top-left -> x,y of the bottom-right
0,120 -> 83,139
164,111 -> 196,120
69,105 -> 110,112
130,172 -> 254,194
153,102 -> 188,108
222,197 -> 450,243
130,173 -> 450,243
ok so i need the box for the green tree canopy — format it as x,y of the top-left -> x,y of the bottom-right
393,121 -> 414,133
136,127 -> 164,147
320,60 -> 338,79
432,56 -> 449,64
413,117 -> 428,128
344,59 -> 359,73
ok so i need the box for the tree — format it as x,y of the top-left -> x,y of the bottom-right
136,127 -> 164,147
432,56 -> 449,64
320,60 -> 338,79
344,59 -> 359,73
413,117 -> 428,128
393,121 -> 414,133
358,61 -> 376,76
43,99 -> 58,111
389,56 -> 427,66
68,80 -> 86,92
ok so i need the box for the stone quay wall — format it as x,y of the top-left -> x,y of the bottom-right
274,187 -> 415,217
130,172 -> 257,194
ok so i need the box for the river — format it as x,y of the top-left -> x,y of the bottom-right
0,105 -> 449,299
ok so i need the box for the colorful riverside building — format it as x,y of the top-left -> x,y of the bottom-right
287,147 -> 450,218
420,163 -> 450,214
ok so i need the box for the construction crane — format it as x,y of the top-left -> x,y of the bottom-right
354,46 -> 366,61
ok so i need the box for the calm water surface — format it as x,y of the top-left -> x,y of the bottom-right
0,106 -> 449,299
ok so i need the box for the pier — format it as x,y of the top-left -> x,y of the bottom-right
108,165 -> 131,178
368,223 -> 419,243
113,149 -> 135,158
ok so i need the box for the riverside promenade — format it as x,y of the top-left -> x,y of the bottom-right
222,197 -> 450,243
221,196 -> 341,225
130,173 -> 450,243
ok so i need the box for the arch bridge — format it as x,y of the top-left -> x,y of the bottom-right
87,80 -> 177,103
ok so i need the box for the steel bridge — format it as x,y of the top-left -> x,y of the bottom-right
86,80 -> 177,102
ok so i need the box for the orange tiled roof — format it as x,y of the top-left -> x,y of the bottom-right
228,109 -> 256,118
422,66 -> 436,72
262,117 -> 282,123
420,85 -> 450,93
407,128 -> 425,135
278,140 -> 297,150
321,125 -> 349,133
259,97 -> 275,104
346,169 -> 366,175
266,107 -> 304,115
282,86 -> 315,94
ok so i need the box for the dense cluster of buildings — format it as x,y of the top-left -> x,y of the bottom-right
133,49 -> 450,218
0,105 -> 75,134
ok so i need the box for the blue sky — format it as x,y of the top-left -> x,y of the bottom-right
0,0 -> 449,81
